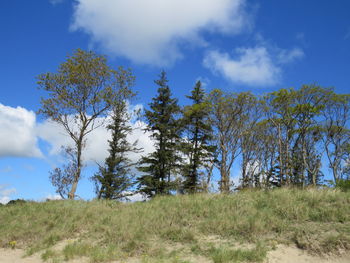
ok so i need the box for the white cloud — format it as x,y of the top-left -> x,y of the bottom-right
37,104 -> 155,165
0,104 -> 42,158
203,46 -> 303,86
276,47 -> 304,64
0,185 -> 16,204
71,0 -> 249,66
36,119 -> 77,157
0,102 -> 154,166
0,196 -> 10,205
45,194 -> 63,200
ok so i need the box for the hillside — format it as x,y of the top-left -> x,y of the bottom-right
1,188 -> 350,263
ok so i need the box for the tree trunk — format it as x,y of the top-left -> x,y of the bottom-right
68,136 -> 83,199
220,146 -> 230,193
277,124 -> 284,186
68,177 -> 79,199
301,140 -> 307,188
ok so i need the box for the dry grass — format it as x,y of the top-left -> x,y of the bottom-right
0,188 -> 349,262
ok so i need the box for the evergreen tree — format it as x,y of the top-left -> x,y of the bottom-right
92,98 -> 140,200
181,81 -> 216,193
137,71 -> 181,197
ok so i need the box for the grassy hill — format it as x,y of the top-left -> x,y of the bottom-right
0,188 -> 349,263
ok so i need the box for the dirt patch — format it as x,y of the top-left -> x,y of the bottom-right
266,245 -> 350,263
1,245 -> 350,263
0,248 -> 41,263
0,248 -> 88,263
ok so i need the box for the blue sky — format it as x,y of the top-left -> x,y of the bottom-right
0,0 -> 349,203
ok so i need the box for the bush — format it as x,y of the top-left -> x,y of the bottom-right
7,199 -> 26,205
336,179 -> 350,192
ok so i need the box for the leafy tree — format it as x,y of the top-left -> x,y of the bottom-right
181,81 -> 216,193
238,93 -> 262,188
38,49 -> 135,199
137,71 -> 182,197
264,86 -> 328,187
264,88 -> 298,186
321,92 -> 350,183
253,120 -> 280,188
92,95 -> 141,200
208,90 -> 249,193
290,85 -> 326,186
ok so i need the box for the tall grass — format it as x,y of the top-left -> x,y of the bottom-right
0,188 -> 349,262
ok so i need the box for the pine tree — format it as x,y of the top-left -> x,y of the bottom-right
137,71 -> 182,197
92,99 -> 140,200
181,81 -> 216,193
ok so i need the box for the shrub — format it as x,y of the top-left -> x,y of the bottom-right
7,199 -> 26,205
336,179 -> 350,192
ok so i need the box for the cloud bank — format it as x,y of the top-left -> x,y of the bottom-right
0,104 -> 42,158
0,103 -> 154,167
36,104 -> 154,165
71,0 -> 249,66
203,46 -> 304,86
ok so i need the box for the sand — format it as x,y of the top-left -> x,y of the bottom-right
267,245 -> 350,263
0,249 -> 41,263
1,246 -> 349,263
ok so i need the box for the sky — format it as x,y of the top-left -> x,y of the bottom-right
0,0 -> 350,203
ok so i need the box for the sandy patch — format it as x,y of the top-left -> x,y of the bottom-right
0,249 -> 42,263
0,248 -> 88,263
1,245 -> 350,263
266,245 -> 350,263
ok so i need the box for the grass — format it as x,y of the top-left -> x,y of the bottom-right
207,243 -> 267,263
0,188 -> 349,262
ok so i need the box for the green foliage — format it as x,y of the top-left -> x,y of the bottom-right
92,99 -> 139,200
321,92 -> 350,183
336,179 -> 350,192
137,71 -> 182,197
38,49 -> 135,199
261,85 -> 341,187
181,81 -> 216,193
41,249 -> 58,261
6,199 -> 26,205
208,89 -> 257,192
63,242 -> 92,260
208,243 -> 267,263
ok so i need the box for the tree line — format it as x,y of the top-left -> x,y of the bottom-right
38,49 -> 350,200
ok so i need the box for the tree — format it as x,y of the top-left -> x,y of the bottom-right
253,120 -> 280,188
92,95 -> 141,200
290,85 -> 326,186
50,146 -> 77,199
321,92 -> 350,183
181,81 -> 216,193
208,90 -> 248,193
38,49 -> 135,199
238,93 -> 262,188
137,71 -> 182,197
264,88 -> 298,186
264,86 -> 328,187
